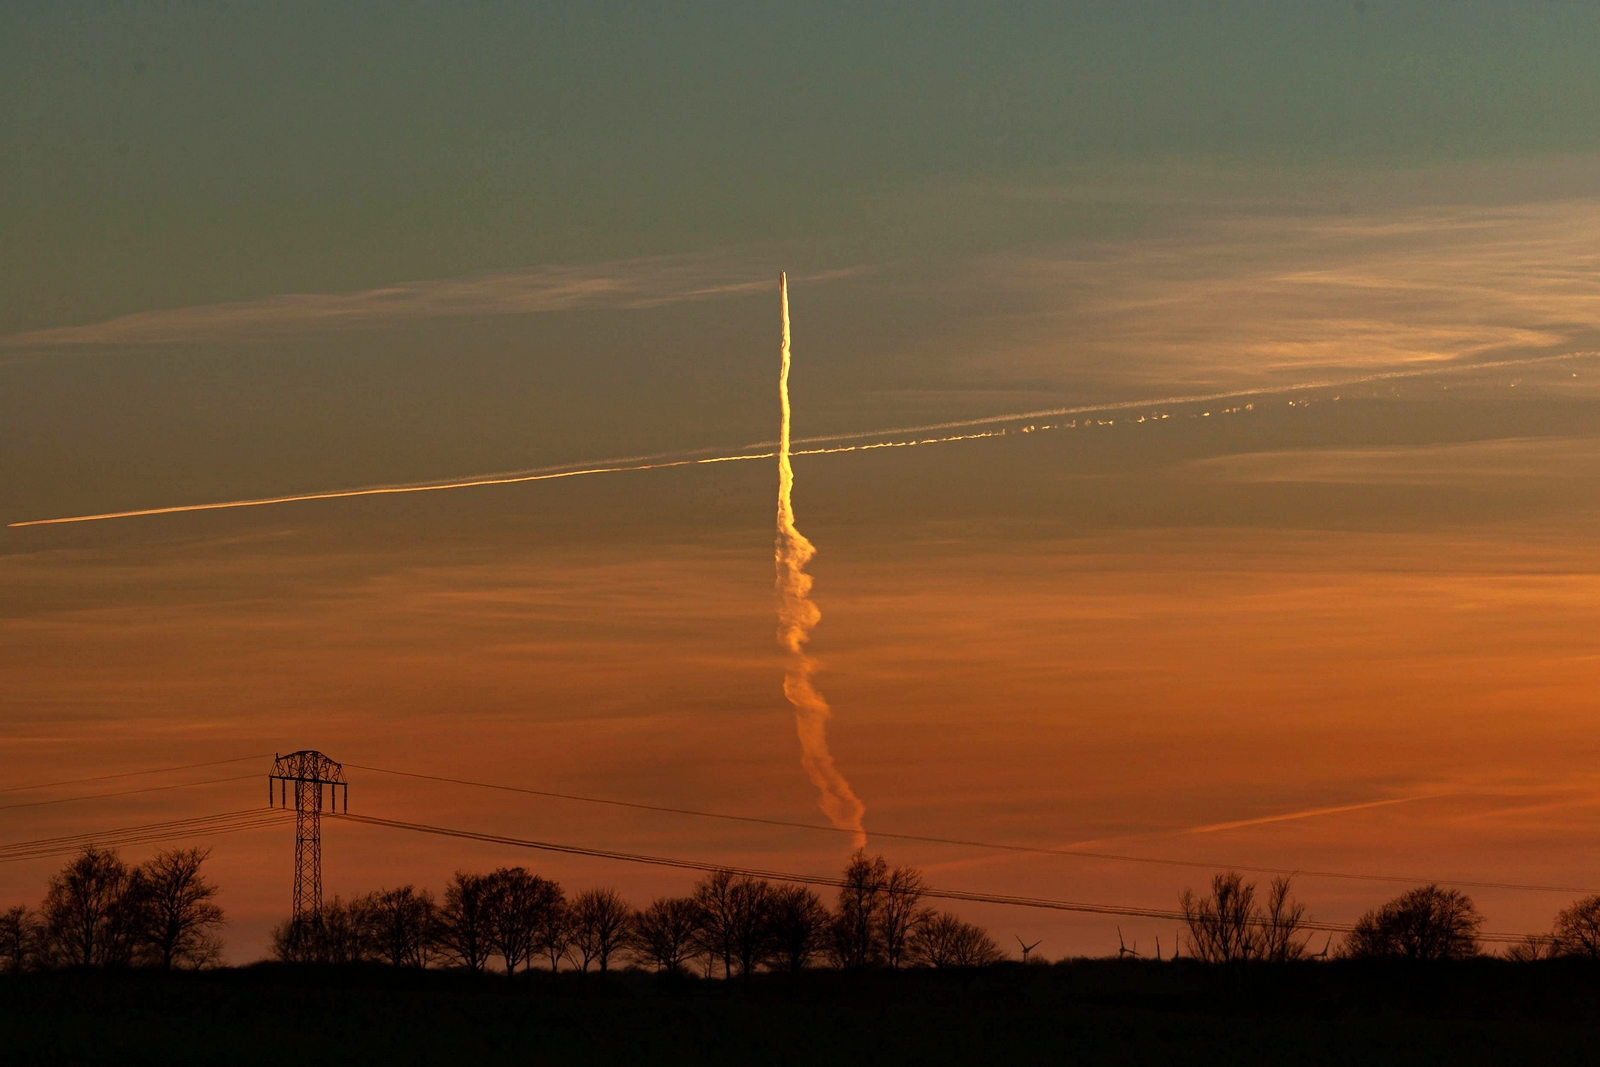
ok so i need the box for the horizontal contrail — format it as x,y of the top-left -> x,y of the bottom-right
781,350 -> 1599,447
5,432 -> 1003,528
8,351 -> 1591,528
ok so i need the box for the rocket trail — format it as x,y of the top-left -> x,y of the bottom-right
8,350 -> 1593,528
775,272 -> 867,848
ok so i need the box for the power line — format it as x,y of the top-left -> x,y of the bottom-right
345,762 -> 1588,895
0,774 -> 260,812
0,809 -> 290,864
0,754 -> 269,796
332,811 -> 1530,945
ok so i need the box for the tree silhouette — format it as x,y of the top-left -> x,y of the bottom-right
909,911 -> 1003,968
134,848 -> 224,970
1180,871 -> 1257,963
692,870 -> 741,979
483,868 -> 561,975
42,846 -> 141,967
571,888 -> 631,973
880,865 -> 927,969
436,871 -> 493,973
727,878 -> 775,981
1552,895 -> 1600,958
768,885 -> 828,974
539,898 -> 574,972
1,906 -> 38,973
830,852 -> 887,969
632,896 -> 704,976
1180,872 -> 1309,963
363,885 -> 435,968
271,896 -> 374,964
1345,885 -> 1482,960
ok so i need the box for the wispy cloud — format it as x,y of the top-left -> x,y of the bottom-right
955,198 -> 1600,389
0,255 -> 874,349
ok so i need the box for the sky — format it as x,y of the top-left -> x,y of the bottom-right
4,2 -> 1600,962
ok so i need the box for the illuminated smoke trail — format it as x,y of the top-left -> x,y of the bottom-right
775,272 -> 867,848
9,349 -> 1593,528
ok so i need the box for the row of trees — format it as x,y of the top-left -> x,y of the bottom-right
14,848 -> 1600,974
1180,870 -> 1600,962
274,853 -> 1003,976
2,847 -> 223,972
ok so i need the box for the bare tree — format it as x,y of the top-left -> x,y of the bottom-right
42,846 -> 142,967
880,865 -> 926,969
1506,933 -> 1560,961
363,886 -> 436,968
692,869 -> 740,978
133,848 -> 224,970
1552,895 -> 1600,958
632,896 -> 704,976
539,899 -> 574,972
1180,871 -> 1257,963
830,852 -> 887,969
436,871 -> 493,973
768,885 -> 828,974
269,895 -> 373,964
571,888 -> 632,973
1,906 -> 39,973
1257,877 -> 1309,963
727,878 -> 776,981
484,867 -> 562,975
908,911 -> 1003,968
1345,885 -> 1482,960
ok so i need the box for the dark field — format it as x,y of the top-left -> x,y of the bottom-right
3,961 -> 1599,1066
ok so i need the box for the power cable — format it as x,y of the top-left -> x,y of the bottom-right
332,811 -> 1529,944
0,809 -> 290,864
0,774 -> 260,812
0,754 -> 270,796
345,762 -> 1588,895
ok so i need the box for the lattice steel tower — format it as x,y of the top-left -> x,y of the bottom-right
269,750 -> 348,927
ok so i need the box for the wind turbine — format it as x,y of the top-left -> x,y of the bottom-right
1116,927 -> 1140,959
1016,937 -> 1042,964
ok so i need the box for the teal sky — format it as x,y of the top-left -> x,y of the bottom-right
7,2 -> 1600,333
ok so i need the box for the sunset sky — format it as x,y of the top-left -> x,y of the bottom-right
5,3 -> 1600,961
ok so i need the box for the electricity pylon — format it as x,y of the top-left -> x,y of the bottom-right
269,751 -> 348,929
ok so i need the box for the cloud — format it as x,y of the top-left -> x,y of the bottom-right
951,198 -> 1600,390
0,255 -> 874,349
1189,435 -> 1600,489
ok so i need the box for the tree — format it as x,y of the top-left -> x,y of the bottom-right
1552,895 -> 1600,959
1180,871 -> 1257,963
436,872 -> 493,973
1,906 -> 39,973
908,911 -> 1004,968
134,848 -> 224,970
880,865 -> 927,969
768,885 -> 828,974
726,878 -> 775,980
1257,877 -> 1309,963
363,886 -> 436,968
830,852 -> 887,969
1506,934 -> 1560,961
271,896 -> 377,964
632,897 -> 704,976
539,899 -> 574,972
1345,885 -> 1482,960
692,870 -> 740,979
571,888 -> 632,973
1179,871 -> 1309,963
42,846 -> 142,967
484,868 -> 562,975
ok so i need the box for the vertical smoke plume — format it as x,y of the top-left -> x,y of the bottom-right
775,272 -> 867,848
